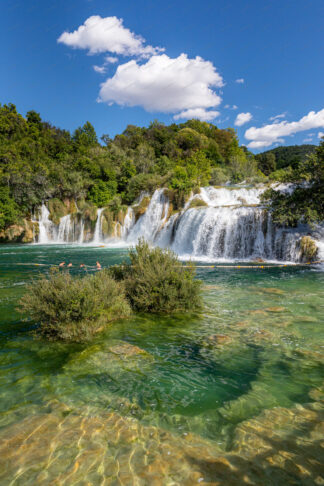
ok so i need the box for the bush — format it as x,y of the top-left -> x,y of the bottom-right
189,198 -> 208,209
18,269 -> 131,342
110,239 -> 203,313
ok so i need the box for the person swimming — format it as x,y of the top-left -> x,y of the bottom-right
59,262 -> 65,267
96,261 -> 102,270
67,263 -> 73,267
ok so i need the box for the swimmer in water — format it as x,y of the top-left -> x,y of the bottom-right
96,261 -> 102,270
59,262 -> 65,267
80,264 -> 85,268
67,263 -> 73,267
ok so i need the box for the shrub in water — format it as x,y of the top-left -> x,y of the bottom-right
110,239 -> 203,313
19,269 -> 131,342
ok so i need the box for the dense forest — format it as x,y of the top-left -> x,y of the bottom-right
0,103 -> 323,237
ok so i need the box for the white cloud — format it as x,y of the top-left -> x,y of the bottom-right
235,112 -> 252,126
173,108 -> 220,121
245,109 -> 324,148
105,56 -> 118,63
232,104 -> 238,110
303,137 -> 313,143
98,54 -> 224,116
318,131 -> 324,139
224,104 -> 238,110
269,112 -> 286,121
235,78 -> 244,84
58,15 -> 163,57
93,65 -> 106,74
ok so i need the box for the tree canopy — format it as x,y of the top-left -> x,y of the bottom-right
0,102 -> 322,233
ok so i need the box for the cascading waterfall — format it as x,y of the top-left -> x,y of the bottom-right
36,204 -> 54,244
167,206 -> 301,261
127,189 -> 169,243
32,186 -> 323,262
92,208 -> 104,244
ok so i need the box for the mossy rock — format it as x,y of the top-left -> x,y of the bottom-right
22,220 -> 38,243
299,236 -> 318,262
64,341 -> 153,377
102,209 -> 114,237
48,198 -> 69,225
132,196 -> 151,221
0,219 -> 37,243
188,198 -> 208,209
117,208 -> 126,225
81,203 -> 98,222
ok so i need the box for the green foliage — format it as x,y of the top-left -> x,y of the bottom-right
18,269 -> 131,342
110,239 -> 203,313
262,141 -> 324,226
188,198 -> 208,208
299,236 -> 318,262
268,167 -> 294,182
48,198 -> 68,225
0,186 -> 20,230
88,179 -> 117,207
256,144 -> 316,171
228,153 -> 258,183
210,167 -> 229,186
0,102 -> 321,234
255,152 -> 276,175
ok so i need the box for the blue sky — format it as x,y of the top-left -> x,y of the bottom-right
1,0 -> 323,151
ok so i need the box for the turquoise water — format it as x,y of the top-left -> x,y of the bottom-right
0,244 -> 323,485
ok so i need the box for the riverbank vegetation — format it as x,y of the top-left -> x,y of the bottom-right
261,141 -> 324,226
0,103 -> 322,234
109,239 -> 202,313
18,241 -> 202,341
19,268 -> 132,341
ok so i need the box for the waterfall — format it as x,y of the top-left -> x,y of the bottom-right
127,189 -> 169,243
167,206 -> 301,261
78,219 -> 84,244
121,207 -> 135,238
57,215 -> 73,243
92,208 -> 104,244
37,204 -> 54,244
31,186 -> 323,262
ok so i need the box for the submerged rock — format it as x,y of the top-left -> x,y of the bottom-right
256,287 -> 286,295
265,306 -> 286,313
64,340 -> 153,378
108,342 -> 151,358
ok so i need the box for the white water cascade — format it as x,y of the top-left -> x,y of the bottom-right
33,186 -> 323,262
36,204 -> 54,244
127,189 -> 169,243
92,208 -> 104,244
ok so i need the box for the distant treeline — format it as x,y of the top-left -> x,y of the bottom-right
0,102 -> 322,231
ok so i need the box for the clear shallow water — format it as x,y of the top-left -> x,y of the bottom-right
0,244 -> 323,485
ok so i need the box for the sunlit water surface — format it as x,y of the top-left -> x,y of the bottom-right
0,244 -> 323,485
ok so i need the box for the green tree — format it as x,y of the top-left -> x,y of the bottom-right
0,186 -> 20,230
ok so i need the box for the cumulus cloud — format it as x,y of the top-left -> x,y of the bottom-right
235,112 -> 252,126
98,54 -> 224,115
269,112 -> 286,121
318,131 -> 324,139
93,65 -> 106,74
173,108 -> 220,121
58,15 -> 163,57
235,78 -> 244,84
245,109 -> 324,148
